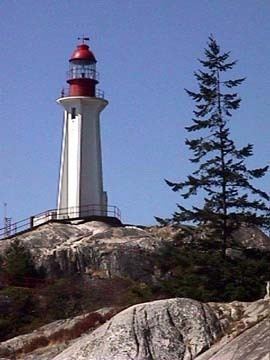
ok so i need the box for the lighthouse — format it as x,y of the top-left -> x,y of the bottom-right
0,38 -> 120,238
57,38 -> 108,218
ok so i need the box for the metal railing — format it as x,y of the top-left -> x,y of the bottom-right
0,217 -> 33,239
67,68 -> 100,82
95,88 -> 105,98
0,204 -> 121,240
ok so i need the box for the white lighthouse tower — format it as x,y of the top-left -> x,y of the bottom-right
57,38 -> 108,218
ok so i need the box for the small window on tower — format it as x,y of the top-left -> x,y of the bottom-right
71,107 -> 76,119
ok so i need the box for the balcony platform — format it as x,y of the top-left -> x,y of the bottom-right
0,205 -> 122,240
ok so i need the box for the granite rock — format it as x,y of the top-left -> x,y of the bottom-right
53,298 -> 221,360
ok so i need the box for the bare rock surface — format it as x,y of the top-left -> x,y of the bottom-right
51,298 -> 270,360
53,298 -> 221,360
0,221 -> 269,283
197,298 -> 270,360
231,225 -> 270,251
1,298 -> 269,359
0,221 -> 162,281
195,318 -> 270,360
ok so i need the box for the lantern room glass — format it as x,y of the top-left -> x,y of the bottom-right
69,59 -> 97,80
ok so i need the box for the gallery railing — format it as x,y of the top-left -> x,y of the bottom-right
0,204 -> 121,240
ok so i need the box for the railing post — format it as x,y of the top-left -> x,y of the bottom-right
0,204 -> 121,240
30,216 -> 34,229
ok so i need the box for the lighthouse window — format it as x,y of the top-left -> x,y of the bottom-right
71,107 -> 76,119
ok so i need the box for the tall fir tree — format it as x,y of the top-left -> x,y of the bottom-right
164,36 -> 269,256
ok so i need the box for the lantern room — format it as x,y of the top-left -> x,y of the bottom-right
67,41 -> 99,97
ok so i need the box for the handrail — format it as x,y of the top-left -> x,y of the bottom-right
0,204 -> 121,240
95,88 -> 105,98
67,68 -> 100,82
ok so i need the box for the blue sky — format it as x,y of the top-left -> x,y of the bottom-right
0,0 -> 269,225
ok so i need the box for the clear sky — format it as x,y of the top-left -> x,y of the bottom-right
0,0 -> 269,226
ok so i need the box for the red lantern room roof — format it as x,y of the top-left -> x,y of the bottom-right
69,43 -> 97,63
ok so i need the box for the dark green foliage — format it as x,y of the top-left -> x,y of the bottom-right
0,287 -> 36,340
0,269 -> 157,342
164,36 -> 269,256
156,243 -> 270,302
123,281 -> 153,305
2,240 -> 39,286
40,275 -> 155,322
42,276 -> 88,320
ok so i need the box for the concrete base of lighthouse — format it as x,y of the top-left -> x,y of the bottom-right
57,96 -> 108,219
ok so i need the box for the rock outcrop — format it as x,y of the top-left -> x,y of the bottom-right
1,220 -> 269,282
197,299 -> 270,360
1,220 -> 270,359
53,298 -> 222,360
231,224 -> 270,251
0,221 -> 163,282
1,297 -> 269,359
196,318 -> 270,360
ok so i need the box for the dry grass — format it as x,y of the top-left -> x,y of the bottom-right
1,309 -> 118,358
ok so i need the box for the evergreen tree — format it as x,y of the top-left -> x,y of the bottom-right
164,36 -> 269,256
3,240 -> 37,285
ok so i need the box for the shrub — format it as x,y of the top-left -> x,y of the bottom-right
2,240 -> 39,286
0,287 -> 37,341
20,336 -> 49,355
41,276 -> 86,320
157,243 -> 270,302
122,281 -> 154,305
